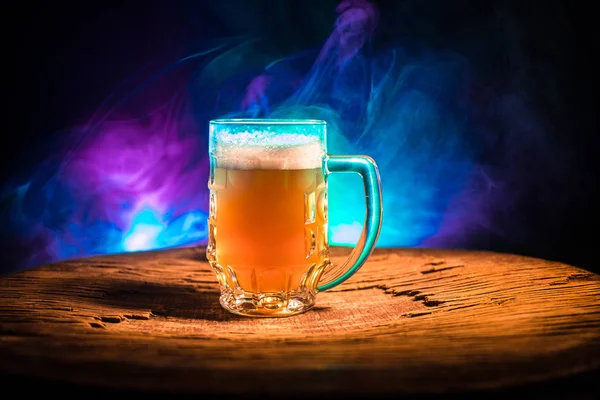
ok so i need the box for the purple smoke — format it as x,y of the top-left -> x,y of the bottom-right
1,0 -> 570,271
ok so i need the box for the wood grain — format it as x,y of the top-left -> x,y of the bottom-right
0,247 -> 599,397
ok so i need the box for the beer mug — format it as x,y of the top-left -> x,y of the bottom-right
207,119 -> 383,317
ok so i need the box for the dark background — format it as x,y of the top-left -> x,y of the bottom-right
5,0 -> 599,273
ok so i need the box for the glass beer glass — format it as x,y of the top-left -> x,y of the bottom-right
207,119 -> 382,317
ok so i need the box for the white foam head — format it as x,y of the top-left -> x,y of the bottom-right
214,130 -> 324,170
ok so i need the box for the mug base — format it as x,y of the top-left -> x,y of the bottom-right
219,288 -> 317,318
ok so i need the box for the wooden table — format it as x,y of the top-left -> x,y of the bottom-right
1,247 -> 599,398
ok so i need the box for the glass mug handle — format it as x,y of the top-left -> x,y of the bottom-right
317,155 -> 383,292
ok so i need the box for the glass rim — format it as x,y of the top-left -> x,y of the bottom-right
210,118 -> 326,125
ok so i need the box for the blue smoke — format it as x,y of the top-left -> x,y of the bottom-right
3,0 -> 544,271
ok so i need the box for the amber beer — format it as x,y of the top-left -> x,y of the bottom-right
208,119 -> 382,317
207,140 -> 329,314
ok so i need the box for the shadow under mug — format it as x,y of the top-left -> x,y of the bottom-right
207,119 -> 383,317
